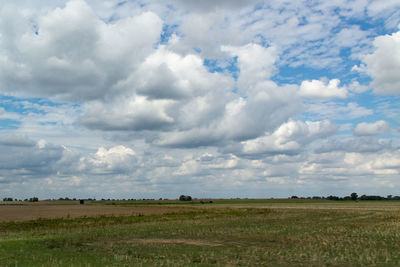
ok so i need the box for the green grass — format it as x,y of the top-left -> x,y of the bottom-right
1,203 -> 400,266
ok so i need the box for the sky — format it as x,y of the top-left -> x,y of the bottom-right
0,0 -> 400,199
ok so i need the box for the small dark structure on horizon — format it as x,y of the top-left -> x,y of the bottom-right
80,199 -> 85,205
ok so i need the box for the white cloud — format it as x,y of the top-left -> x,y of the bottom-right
335,25 -> 370,48
0,0 -> 163,101
361,29 -> 400,95
1,0 -> 400,199
79,41 -> 300,148
168,0 -> 256,12
239,120 -> 338,156
0,134 -> 35,147
156,81 -> 300,147
134,47 -> 233,100
372,152 -> 400,170
80,95 -> 175,131
0,107 -> 20,121
305,102 -> 373,120
83,145 -> 139,175
222,43 -> 277,93
347,81 -> 370,94
299,79 -> 348,99
353,121 -> 390,136
316,136 -> 389,153
0,136 -> 79,180
367,0 -> 400,18
79,47 -> 234,133
169,11 -> 246,58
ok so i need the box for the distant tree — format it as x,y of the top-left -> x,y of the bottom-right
350,192 -> 358,201
179,195 -> 192,201
29,197 -> 39,202
290,196 -> 298,199
359,195 -> 384,200
327,195 -> 341,201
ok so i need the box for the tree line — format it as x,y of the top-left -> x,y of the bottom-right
291,193 -> 400,201
2,197 -> 38,202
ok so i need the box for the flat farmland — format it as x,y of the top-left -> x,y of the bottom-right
0,202 -> 189,222
1,200 -> 400,266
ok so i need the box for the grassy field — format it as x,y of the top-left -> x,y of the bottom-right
1,200 -> 400,266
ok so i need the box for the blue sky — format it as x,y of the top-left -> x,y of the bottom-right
0,0 -> 400,199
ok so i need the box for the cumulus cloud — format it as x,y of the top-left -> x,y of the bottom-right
316,136 -> 390,153
372,152 -> 400,170
134,47 -> 233,100
300,149 -> 400,188
79,41 -> 300,148
155,79 -> 300,147
79,47 -> 234,133
222,44 -> 277,93
347,81 -> 370,94
0,0 -> 163,101
80,96 -> 175,131
1,0 -> 400,199
82,145 -> 139,175
360,29 -> 400,95
0,136 -> 79,181
238,120 -> 338,156
353,121 -> 390,136
305,102 -> 373,120
299,79 -> 348,99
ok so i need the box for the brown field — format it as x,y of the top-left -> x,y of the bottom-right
2,200 -> 400,222
0,203 -> 187,222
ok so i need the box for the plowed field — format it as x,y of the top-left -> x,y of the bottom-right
0,204 -> 184,222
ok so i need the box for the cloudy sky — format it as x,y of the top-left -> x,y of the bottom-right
0,0 -> 400,199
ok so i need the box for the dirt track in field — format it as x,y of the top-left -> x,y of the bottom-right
0,204 -> 185,222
